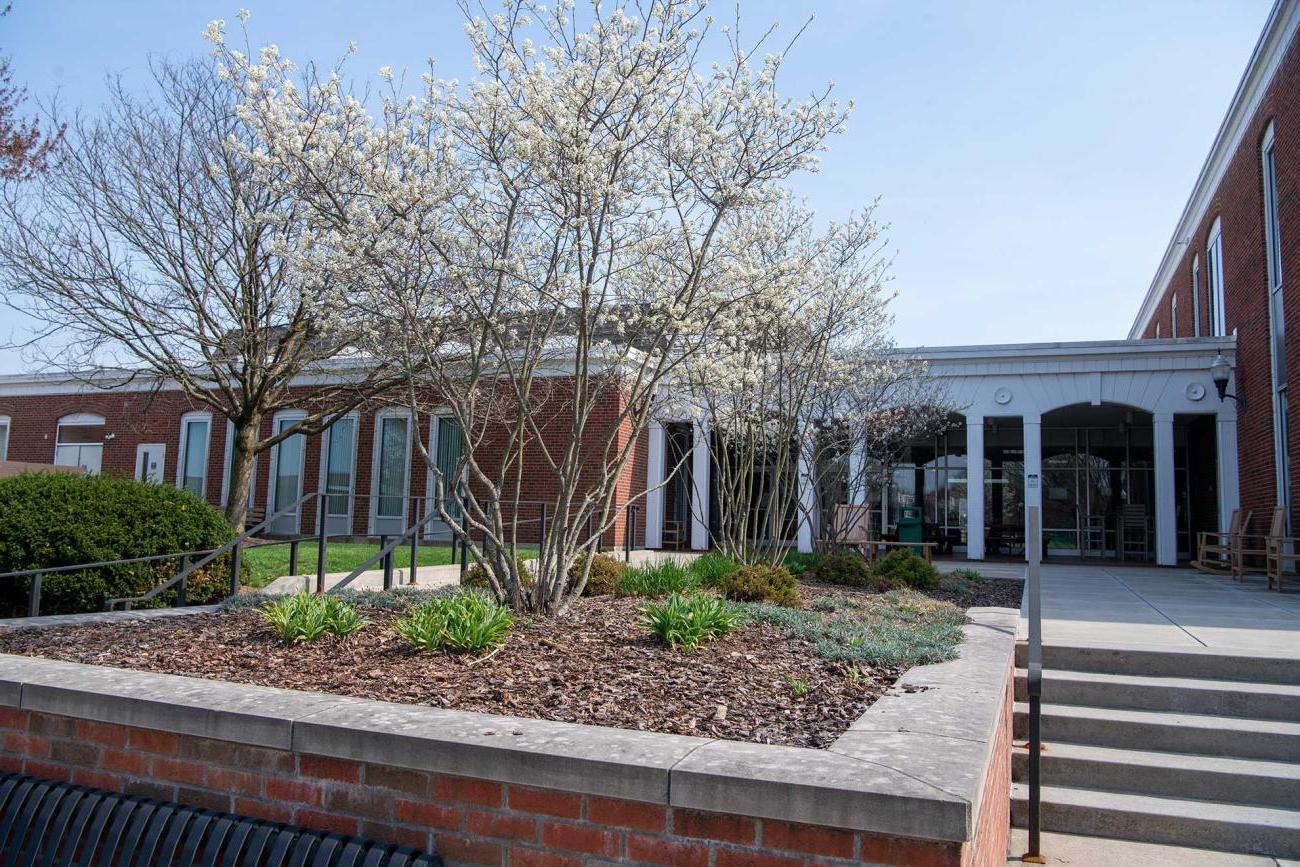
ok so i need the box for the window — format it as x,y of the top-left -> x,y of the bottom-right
430,414 -> 465,526
220,421 -> 258,509
1170,295 -> 1178,338
1206,219 -> 1226,336
267,411 -> 307,534
178,412 -> 212,499
54,412 -> 105,474
371,410 -> 411,534
1262,123 -> 1289,524
1155,322 -> 1161,339
320,414 -> 358,535
0,415 -> 9,460
1191,255 -> 1202,336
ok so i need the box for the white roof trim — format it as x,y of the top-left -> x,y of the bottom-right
1130,0 -> 1299,339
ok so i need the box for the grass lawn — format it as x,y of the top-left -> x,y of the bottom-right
240,542 -> 536,589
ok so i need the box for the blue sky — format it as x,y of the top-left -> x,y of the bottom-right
0,0 -> 1276,373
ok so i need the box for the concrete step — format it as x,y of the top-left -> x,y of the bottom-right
1012,741 -> 1300,809
1014,702 -> 1300,761
1015,642 -> 1300,685
1010,783 -> 1300,857
1014,667 -> 1300,720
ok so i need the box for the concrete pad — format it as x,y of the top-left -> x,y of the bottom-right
1006,828 -> 1277,865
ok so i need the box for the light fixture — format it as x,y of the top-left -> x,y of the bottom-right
1210,353 -> 1245,409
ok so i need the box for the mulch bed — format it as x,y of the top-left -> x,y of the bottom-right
0,578 -> 1021,749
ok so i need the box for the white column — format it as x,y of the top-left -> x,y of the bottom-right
690,421 -> 710,550
966,415 -> 985,561
644,421 -> 666,549
1154,412 -> 1177,566
848,441 -> 866,506
797,452 -> 816,554
1217,415 -> 1241,534
1023,415 -> 1042,564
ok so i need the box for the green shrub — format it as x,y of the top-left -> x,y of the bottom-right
808,552 -> 872,587
395,591 -> 515,653
259,591 -> 369,644
640,593 -> 741,651
461,556 -> 534,591
615,561 -> 698,598
719,565 -> 803,607
688,552 -> 740,588
782,551 -> 823,577
568,551 -> 626,596
0,471 -> 236,615
873,549 -> 941,592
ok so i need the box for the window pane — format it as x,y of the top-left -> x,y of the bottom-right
0,424 -> 8,460
273,419 -> 304,513
57,424 -> 103,444
326,418 -> 355,516
182,420 -> 209,498
377,417 -> 408,518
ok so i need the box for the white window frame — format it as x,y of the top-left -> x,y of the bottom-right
134,443 -> 166,484
0,415 -> 10,461
1262,124 -> 1284,296
267,410 -> 309,531
1170,295 -> 1178,339
369,408 -> 414,535
1155,321 -> 1161,339
177,411 -> 213,500
220,420 -> 259,509
1191,254 -> 1202,337
54,412 -> 106,474
1206,218 -> 1226,337
316,412 -> 359,534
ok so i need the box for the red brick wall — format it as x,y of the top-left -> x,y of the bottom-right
0,381 -> 650,548
1139,28 -> 1300,525
0,706 -> 1005,867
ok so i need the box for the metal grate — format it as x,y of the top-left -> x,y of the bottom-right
0,771 -> 442,866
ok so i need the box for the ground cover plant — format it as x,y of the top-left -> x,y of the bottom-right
259,591 -> 368,644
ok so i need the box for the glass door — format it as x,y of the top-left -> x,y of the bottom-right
268,416 -> 305,535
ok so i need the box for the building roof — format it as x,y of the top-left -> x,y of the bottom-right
1128,0 -> 1300,338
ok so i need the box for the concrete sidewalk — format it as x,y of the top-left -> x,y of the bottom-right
1007,828 -> 1292,866
1028,562 -> 1300,653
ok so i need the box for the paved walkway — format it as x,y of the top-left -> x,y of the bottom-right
1030,562 -> 1300,654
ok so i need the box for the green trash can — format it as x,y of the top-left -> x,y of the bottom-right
897,505 -> 924,555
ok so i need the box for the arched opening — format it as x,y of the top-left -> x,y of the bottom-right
53,412 -> 106,474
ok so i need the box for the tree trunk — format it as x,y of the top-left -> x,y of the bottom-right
222,415 -> 261,532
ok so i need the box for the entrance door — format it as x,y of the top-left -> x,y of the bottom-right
268,415 -> 306,535
321,416 -> 357,536
372,413 -> 410,536
135,444 -> 165,484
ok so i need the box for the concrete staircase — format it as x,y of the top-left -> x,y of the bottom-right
1011,642 -> 1300,858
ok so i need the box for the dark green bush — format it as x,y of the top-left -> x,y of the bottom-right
808,552 -> 873,587
461,555 -> 534,591
568,551 -> 626,596
688,552 -> 740,588
782,551 -> 823,577
873,549 -> 941,592
0,472 -> 235,615
719,565 -> 802,608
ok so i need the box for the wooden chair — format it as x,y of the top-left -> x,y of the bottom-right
661,519 -> 684,550
1265,506 -> 1298,591
1233,507 -> 1280,580
1119,505 -> 1151,561
1193,508 -> 1249,575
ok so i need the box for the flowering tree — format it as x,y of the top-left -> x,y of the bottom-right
0,60 -> 403,530
207,0 -> 852,613
0,4 -> 62,179
680,200 -> 930,564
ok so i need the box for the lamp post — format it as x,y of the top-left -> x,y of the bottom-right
1210,353 -> 1246,410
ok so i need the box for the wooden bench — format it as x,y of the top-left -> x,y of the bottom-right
848,539 -> 937,566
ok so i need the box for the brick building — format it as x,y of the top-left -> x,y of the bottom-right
1131,0 -> 1299,534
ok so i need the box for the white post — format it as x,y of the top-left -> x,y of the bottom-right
1023,415 -> 1042,564
644,421 -> 666,549
966,415 -> 985,561
848,441 -> 866,506
1154,412 -> 1177,566
797,451 -> 816,554
690,421 -> 710,550
1217,415 -> 1241,534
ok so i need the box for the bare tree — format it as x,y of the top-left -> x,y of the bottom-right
0,59 -> 402,528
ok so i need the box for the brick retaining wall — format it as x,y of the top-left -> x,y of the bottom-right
0,608 -> 1017,866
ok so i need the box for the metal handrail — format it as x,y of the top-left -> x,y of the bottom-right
327,504 -> 449,594
1023,505 -> 1046,864
106,490 -> 325,610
